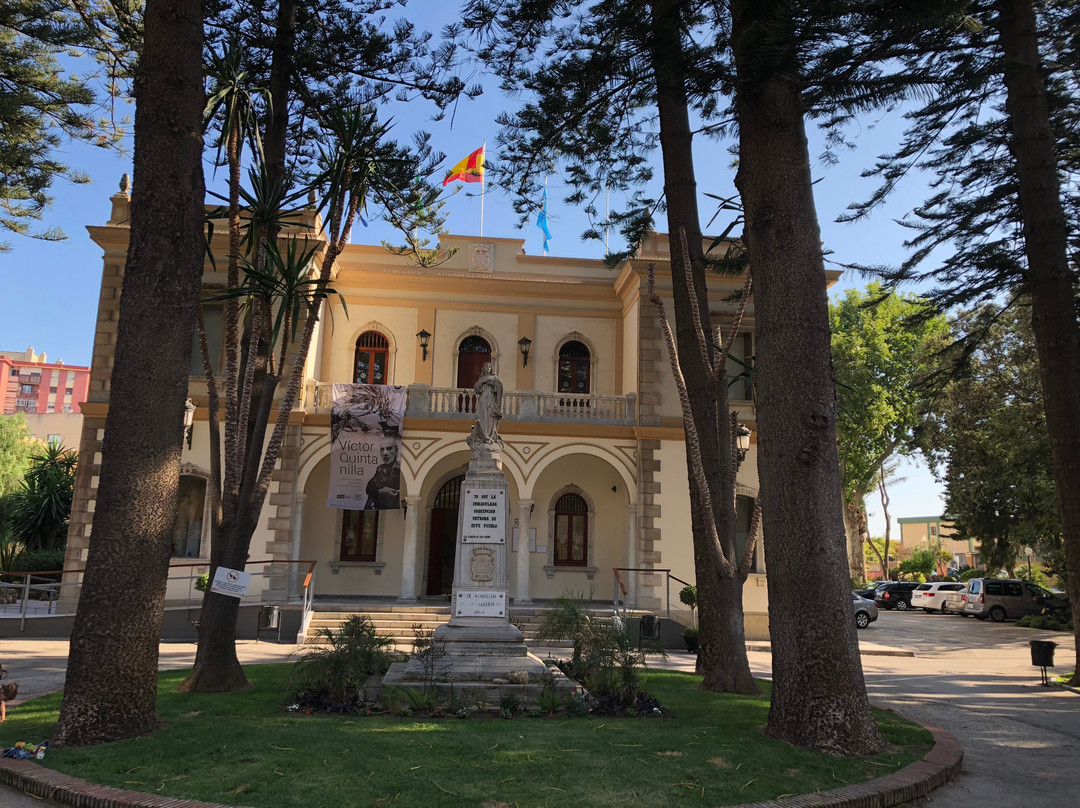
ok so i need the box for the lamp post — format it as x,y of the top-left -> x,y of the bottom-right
183,398 -> 196,449
1024,546 -> 1034,580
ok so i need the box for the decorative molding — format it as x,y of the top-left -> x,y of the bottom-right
468,242 -> 494,273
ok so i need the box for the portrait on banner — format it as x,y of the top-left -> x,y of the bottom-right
327,384 -> 407,510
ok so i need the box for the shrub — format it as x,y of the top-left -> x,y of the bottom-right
679,584 -> 697,628
293,615 -> 395,704
3,547 -> 66,583
194,573 -> 209,592
959,568 -> 985,582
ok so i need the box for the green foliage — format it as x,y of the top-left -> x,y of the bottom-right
538,593 -> 648,701
0,1 -> 128,250
959,568 -> 984,582
3,547 -> 66,583
293,616 -> 394,703
897,545 -> 951,579
194,573 -> 209,592
924,305 -> 1062,573
830,284 -> 949,507
1017,614 -> 1074,632
678,584 -> 697,609
4,441 -> 76,551
4,665 -> 934,808
0,415 -> 35,498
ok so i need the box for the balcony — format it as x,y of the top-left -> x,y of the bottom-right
308,383 -> 636,426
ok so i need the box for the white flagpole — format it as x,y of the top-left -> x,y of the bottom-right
543,175 -> 549,256
480,141 -> 486,237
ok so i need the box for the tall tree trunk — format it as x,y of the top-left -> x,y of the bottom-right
648,0 -> 757,695
843,499 -> 868,582
53,0 -> 205,746
730,1 -> 881,755
996,0 -> 1080,685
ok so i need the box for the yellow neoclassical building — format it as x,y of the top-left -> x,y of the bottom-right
62,185 -> 835,640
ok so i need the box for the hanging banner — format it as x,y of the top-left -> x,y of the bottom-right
327,384 -> 407,510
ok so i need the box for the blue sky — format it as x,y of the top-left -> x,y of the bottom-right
0,3 -> 947,538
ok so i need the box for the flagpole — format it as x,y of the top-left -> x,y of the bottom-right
543,176 -> 549,256
480,140 -> 486,237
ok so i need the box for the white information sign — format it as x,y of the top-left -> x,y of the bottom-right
210,566 -> 251,599
455,590 -> 507,618
461,487 -> 506,543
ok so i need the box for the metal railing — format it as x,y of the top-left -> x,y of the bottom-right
0,559 -> 318,633
310,382 -> 637,426
613,567 -> 695,624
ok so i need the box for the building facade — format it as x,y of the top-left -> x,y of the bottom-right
0,347 -> 90,415
897,516 -> 978,571
63,185 -> 842,637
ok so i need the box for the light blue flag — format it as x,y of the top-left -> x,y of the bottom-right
536,187 -> 552,253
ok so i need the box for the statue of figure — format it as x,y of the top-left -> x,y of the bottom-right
472,362 -> 503,445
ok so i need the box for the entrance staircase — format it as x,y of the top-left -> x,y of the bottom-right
303,603 -> 577,657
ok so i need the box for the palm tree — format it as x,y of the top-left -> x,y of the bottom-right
6,442 -> 77,552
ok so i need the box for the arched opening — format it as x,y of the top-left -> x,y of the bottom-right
554,491 -> 589,566
426,474 -> 465,596
558,340 -> 591,394
354,331 -> 390,384
456,335 -> 491,389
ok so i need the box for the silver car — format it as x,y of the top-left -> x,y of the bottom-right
852,592 -> 879,629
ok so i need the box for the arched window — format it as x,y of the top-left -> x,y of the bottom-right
341,511 -> 379,562
554,492 -> 588,566
172,476 -> 206,558
558,340 -> 591,394
354,331 -> 390,384
457,335 -> 492,388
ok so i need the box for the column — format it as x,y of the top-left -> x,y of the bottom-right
625,504 -> 638,608
289,495 -> 305,598
515,500 -> 534,603
399,496 -> 422,601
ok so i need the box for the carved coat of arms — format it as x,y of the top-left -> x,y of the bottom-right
470,547 -> 496,582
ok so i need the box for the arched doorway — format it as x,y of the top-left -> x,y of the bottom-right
457,335 -> 491,389
426,475 -> 464,596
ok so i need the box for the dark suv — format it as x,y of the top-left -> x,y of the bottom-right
874,582 -> 920,611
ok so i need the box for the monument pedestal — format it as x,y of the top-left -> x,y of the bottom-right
382,434 -> 577,708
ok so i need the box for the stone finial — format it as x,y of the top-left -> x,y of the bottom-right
119,173 -> 130,194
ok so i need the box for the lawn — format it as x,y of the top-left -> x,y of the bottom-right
3,665 -> 932,808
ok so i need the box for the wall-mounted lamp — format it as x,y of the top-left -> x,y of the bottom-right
518,336 -> 533,367
735,422 -> 752,464
529,502 -> 535,515
183,398 -> 196,449
402,498 -> 408,517
417,329 -> 431,362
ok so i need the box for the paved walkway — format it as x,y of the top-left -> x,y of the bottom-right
0,614 -> 1076,807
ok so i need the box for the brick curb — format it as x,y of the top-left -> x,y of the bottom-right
0,720 -> 960,808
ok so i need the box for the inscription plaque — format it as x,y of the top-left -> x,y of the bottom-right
461,487 -> 505,543
455,590 -> 507,618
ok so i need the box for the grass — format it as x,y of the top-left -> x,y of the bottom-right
2,665 -> 932,808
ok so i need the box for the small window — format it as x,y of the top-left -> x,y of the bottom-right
557,341 -> 591,394
341,510 -> 379,562
916,584 -> 931,591
985,581 -> 1004,595
49,386 -> 57,394
929,525 -> 938,537
554,492 -> 588,566
1003,582 -> 1023,597
354,331 -> 390,385
172,476 -> 206,557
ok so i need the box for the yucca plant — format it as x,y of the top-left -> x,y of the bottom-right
293,615 -> 394,703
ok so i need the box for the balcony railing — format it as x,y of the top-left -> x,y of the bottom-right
308,383 -> 636,426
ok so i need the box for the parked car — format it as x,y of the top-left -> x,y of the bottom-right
942,588 -> 967,615
962,578 -> 1069,622
874,581 -> 920,611
854,582 -> 889,601
852,592 -> 879,629
911,582 -> 967,613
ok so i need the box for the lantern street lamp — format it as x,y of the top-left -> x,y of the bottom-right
518,336 -> 533,367
416,329 -> 431,362
735,422 -> 751,465
183,398 -> 196,449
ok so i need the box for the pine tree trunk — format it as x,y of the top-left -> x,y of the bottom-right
53,0 -> 205,746
730,1 -> 881,755
648,0 -> 757,695
996,0 -> 1080,685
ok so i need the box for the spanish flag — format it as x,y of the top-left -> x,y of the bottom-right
443,145 -> 485,186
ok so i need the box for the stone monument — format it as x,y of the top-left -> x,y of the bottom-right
382,363 -> 575,706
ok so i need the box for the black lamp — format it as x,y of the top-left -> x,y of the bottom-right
518,336 -> 533,367
735,422 -> 751,464
417,329 -> 431,361
183,398 -> 196,449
